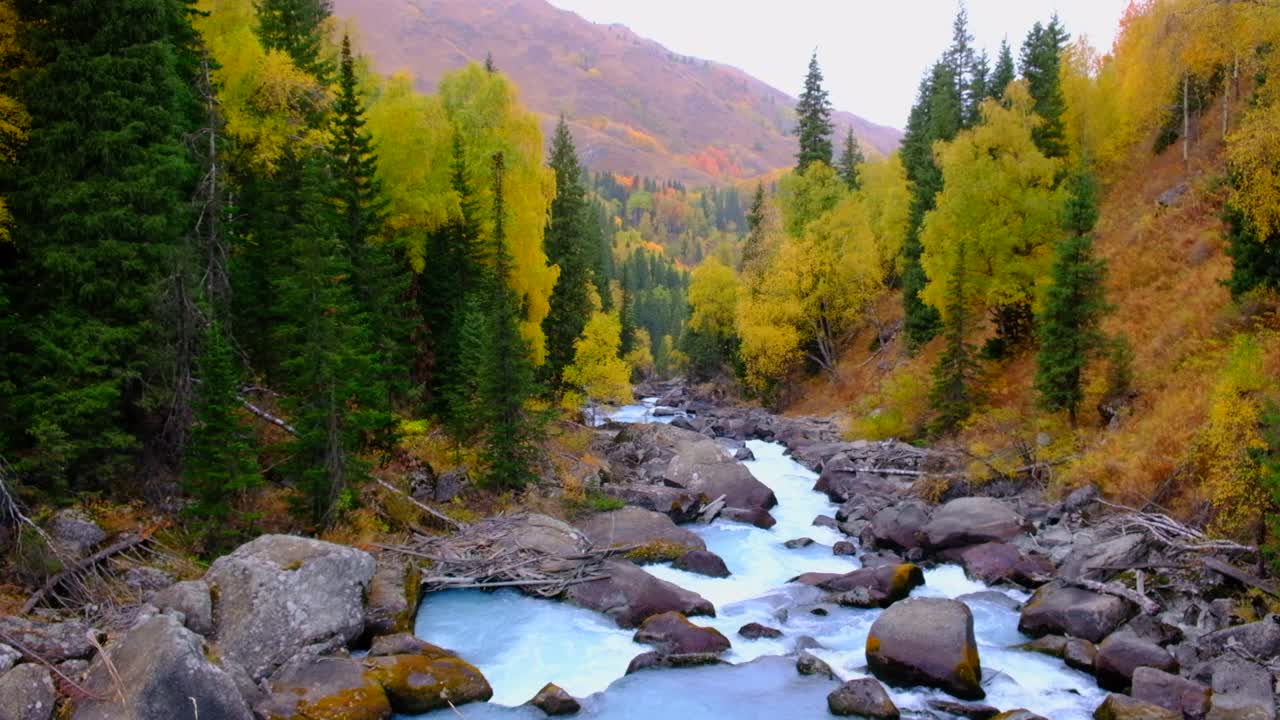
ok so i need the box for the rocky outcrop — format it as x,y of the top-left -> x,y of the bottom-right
1018,582 -> 1135,643
923,498 -> 1027,550
564,559 -> 715,628
575,507 -> 705,555
1092,693 -> 1181,720
672,549 -> 730,577
204,535 -> 376,681
820,563 -> 925,608
633,612 -> 730,655
0,664 -> 56,720
72,614 -> 251,720
529,683 -> 580,716
363,554 -> 421,639
1130,667 -> 1210,720
827,677 -> 901,718
866,597 -> 984,700
256,656 -> 391,720
1094,634 -> 1177,692
150,580 -> 213,636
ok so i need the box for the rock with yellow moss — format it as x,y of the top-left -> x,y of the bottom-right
866,597 -> 984,700
819,563 -> 925,608
364,653 -> 493,714
255,656 -> 391,720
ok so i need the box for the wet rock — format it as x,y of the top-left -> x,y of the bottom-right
624,651 -> 723,674
1023,635 -> 1067,657
923,498 -> 1027,550
0,664 -> 56,720
204,534 -> 376,681
672,549 -> 731,578
0,616 -> 97,663
833,541 -> 857,556
1095,634 -> 1177,692
633,612 -> 730,655
1131,667 -> 1211,720
364,652 -> 493,714
827,677 -> 901,718
256,656 -> 390,720
1064,638 -> 1098,673
719,507 -> 776,529
733,447 -> 755,462
820,563 -> 925,608
575,507 -> 705,555
929,699 -> 1000,719
783,537 -> 815,549
47,509 -> 106,558
860,550 -> 905,568
809,606 -> 830,616
992,712 -> 1048,720
953,543 -> 1053,587
367,633 -> 452,658
72,614 -> 251,720
615,424 -> 777,513
795,650 -> 836,679
866,597 -> 984,700
1093,693 -> 1181,720
1059,534 -> 1148,582
1018,581 -> 1134,642
529,683 -> 580,716
738,623 -> 782,640
813,515 -> 838,529
364,555 -> 421,639
957,591 -> 1022,612
151,579 -> 213,636
871,501 -> 930,551
564,559 -> 715,628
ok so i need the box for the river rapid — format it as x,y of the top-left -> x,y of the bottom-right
404,401 -> 1106,719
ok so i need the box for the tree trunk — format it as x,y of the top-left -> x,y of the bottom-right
1182,72 -> 1190,167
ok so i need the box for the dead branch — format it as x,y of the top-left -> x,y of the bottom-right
0,628 -> 107,701
1067,578 -> 1161,615
237,396 -> 298,436
1202,557 -> 1280,598
1097,500 -> 1258,557
372,477 -> 465,531
23,528 -> 157,614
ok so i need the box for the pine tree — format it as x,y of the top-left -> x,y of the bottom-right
991,38 -> 1017,102
969,49 -> 991,122
1035,170 -> 1108,423
542,115 -> 593,387
1020,17 -> 1070,160
795,51 -> 834,173
837,127 -> 865,191
1224,205 -> 1280,298
254,0 -> 333,79
931,240 -> 980,432
740,182 -> 768,275
0,0 -> 201,488
443,293 -> 489,443
484,51 -> 497,73
184,321 -> 262,553
945,5 -> 981,128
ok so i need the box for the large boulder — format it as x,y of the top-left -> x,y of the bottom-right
871,502 -> 930,551
0,664 -> 56,720
0,616 -> 97,663
1018,582 -> 1135,643
1131,667 -> 1211,720
1095,634 -> 1177,692
672,549 -> 730,578
866,597 -> 984,700
598,484 -> 704,523
923,498 -> 1027,550
1196,618 -> 1280,659
363,652 -> 492,714
204,535 -> 376,681
71,614 -> 251,720
1202,658 -> 1275,720
575,507 -> 705,556
564,559 -> 715,628
820,564 -> 925,608
256,657 -> 390,720
363,554 -> 421,639
953,543 -> 1053,587
633,612 -> 730,655
151,580 -> 213,636
47,509 -> 106,558
665,446 -> 776,513
1059,534 -> 1148,582
827,677 -> 901,718
1093,693 -> 1181,720
719,507 -> 777,529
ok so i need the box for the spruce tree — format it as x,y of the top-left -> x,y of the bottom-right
184,321 -> 262,553
254,0 -> 333,79
991,39 -> 1017,102
1224,205 -> 1280,298
795,51 -> 834,173
484,52 -> 497,73
931,240 -> 980,433
1035,170 -> 1109,424
968,49 -> 991,123
740,183 -> 768,275
542,115 -> 593,387
837,127 -> 865,191
1020,17 -> 1070,160
945,5 -> 981,128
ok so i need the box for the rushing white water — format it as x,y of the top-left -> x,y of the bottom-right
406,407 -> 1106,719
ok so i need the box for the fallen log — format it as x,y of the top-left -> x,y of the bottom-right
1202,556 -> 1279,598
1067,578 -> 1160,615
23,527 -> 157,614
373,477 -> 465,531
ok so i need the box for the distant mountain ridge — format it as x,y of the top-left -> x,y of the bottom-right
333,0 -> 902,184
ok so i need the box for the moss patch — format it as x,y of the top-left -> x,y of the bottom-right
624,540 -> 690,564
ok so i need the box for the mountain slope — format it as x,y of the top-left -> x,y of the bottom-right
332,0 -> 901,184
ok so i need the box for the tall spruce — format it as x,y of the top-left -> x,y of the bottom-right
1020,17 -> 1070,160
254,0 -> 333,79
931,239 -> 980,432
0,0 -> 201,488
1035,170 -> 1109,424
945,5 -> 982,128
991,38 -> 1017,101
542,115 -> 594,387
740,182 -> 768,275
795,52 -> 834,173
837,128 -> 866,191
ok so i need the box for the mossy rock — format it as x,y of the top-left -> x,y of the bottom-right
257,658 -> 391,720
364,654 -> 493,714
624,540 -> 691,564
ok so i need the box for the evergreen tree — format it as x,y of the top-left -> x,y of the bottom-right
619,285 -> 637,356
795,51 -> 834,173
1035,170 -> 1109,424
1020,17 -> 1070,160
184,321 -> 262,553
945,5 -> 981,128
254,0 -> 333,79
0,0 -> 201,488
740,182 -> 768,274
991,38 -> 1017,101
443,294 -> 489,443
1224,204 -> 1280,298
930,239 -> 980,432
837,128 -> 865,191
969,49 -> 991,122
484,51 -> 497,73
475,153 -> 542,489
542,115 -> 593,387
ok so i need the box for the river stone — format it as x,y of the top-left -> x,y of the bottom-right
820,563 -> 925,608
1113,615 -> 1184,647
866,597 -> 984,700
633,612 -> 730,655
575,507 -> 705,555
1095,634 -> 1177,691
0,617 -> 97,663
783,537 -> 815,549
0,664 -> 56,720
367,633 -> 452,658
204,534 -> 376,681
1131,667 -> 1211,720
1023,635 -> 1067,657
1093,693 -> 1181,720
719,507 -> 776,528
151,580 -> 213,636
564,559 -> 715,628
923,498 -> 1027,550
529,683 -> 580,716
827,677 -> 901,718
624,651 -> 723,674
929,700 -> 1000,719
72,614 -> 251,720
1018,581 -> 1134,642
598,484 -> 704,523
871,501 -> 930,551
956,591 -> 1022,612
833,541 -> 857,556
1064,638 -> 1098,673
795,650 -> 836,679
364,652 -> 493,714
363,555 -> 421,639
992,712 -> 1048,720
954,543 -> 1053,587
672,549 -> 731,578
738,623 -> 782,640
257,656 -> 390,720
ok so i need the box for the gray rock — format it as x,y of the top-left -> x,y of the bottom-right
1059,534 -> 1148,582
795,650 -> 835,679
672,549 -> 731,578
719,507 -> 776,529
564,559 -> 715,628
783,537 -> 815,549
1197,617 -> 1280,659
71,614 -> 251,720
1205,658 -> 1275,720
1095,634 -> 1177,691
204,534 -> 376,681
929,700 -> 1000,719
598,484 -> 703,523
1064,638 -> 1098,673
820,563 -> 925,608
122,567 -> 173,592
956,591 -> 1023,612
364,555 -> 420,639
827,677 -> 901,718
733,447 -> 755,462
738,623 -> 782,640
992,712 -> 1048,720
1131,667 -> 1211,720
923,498 -> 1027,550
0,664 -> 56,720
575,507 -> 705,554
833,541 -> 857,556
151,580 -> 213,636
866,597 -> 984,700
871,501 -> 930,551
1094,693 -> 1181,720
433,467 -> 469,503
1114,614 -> 1184,647
529,683 -> 580,716
952,542 -> 1054,587
0,616 -> 97,663
47,509 -> 106,558
624,651 -> 723,674
1018,581 -> 1135,642
0,644 -> 20,673
1157,182 -> 1189,208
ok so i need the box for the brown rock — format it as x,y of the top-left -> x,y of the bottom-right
1095,634 -> 1177,692
827,677 -> 901,718
1064,638 -> 1098,673
529,683 -> 580,716
256,657 -> 390,720
819,564 -> 925,608
575,507 -> 705,554
1131,667 -> 1211,720
866,597 -> 984,700
364,555 -> 421,639
1093,693 -> 1181,720
1018,582 -> 1135,643
364,653 -> 493,714
672,550 -> 730,578
737,623 -> 782,640
564,559 -> 715,628
633,612 -> 730,655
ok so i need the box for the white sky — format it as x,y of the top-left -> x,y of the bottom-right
547,0 -> 1131,129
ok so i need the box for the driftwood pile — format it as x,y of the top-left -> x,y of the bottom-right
379,514 -> 632,598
